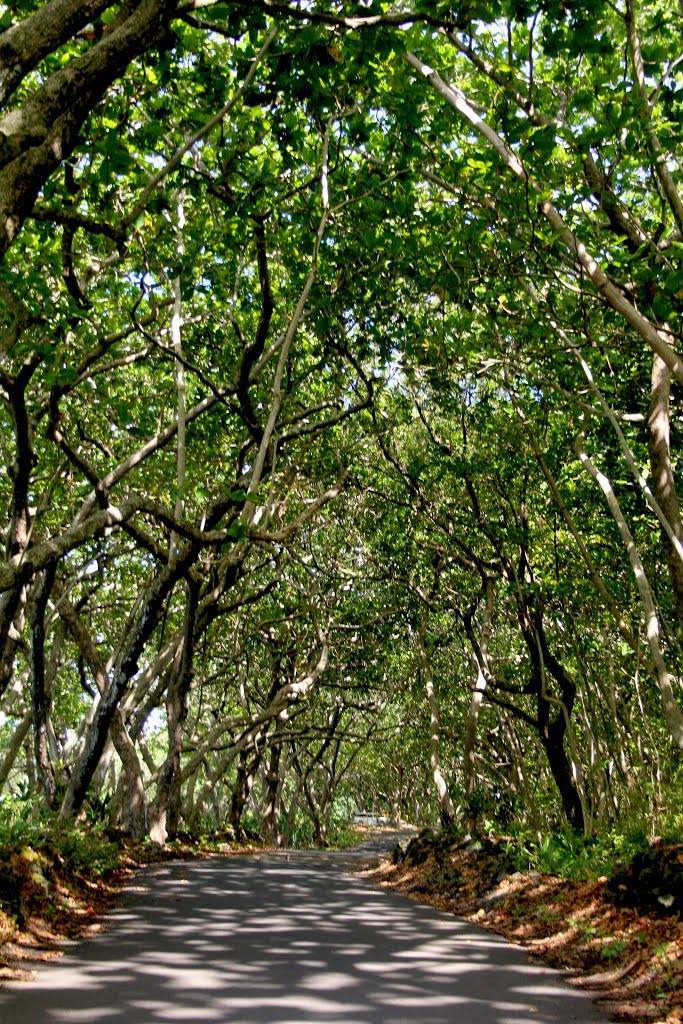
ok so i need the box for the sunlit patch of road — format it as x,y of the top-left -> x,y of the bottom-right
0,831 -> 608,1023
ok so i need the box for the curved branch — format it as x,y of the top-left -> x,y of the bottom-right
404,52 -> 683,389
574,425 -> 683,750
0,0 -> 115,107
0,498 -> 142,594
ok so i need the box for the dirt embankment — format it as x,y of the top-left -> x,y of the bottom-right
368,830 -> 682,1024
0,831 -> 256,981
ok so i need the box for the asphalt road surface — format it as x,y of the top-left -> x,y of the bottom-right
0,831 -> 609,1023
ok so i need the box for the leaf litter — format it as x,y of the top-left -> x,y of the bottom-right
365,830 -> 682,1024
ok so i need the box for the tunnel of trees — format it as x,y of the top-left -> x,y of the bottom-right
0,0 -> 681,846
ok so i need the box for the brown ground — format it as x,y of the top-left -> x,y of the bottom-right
366,833 -> 683,1024
0,828 -> 681,1024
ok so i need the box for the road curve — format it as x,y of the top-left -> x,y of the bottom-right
0,832 -> 609,1023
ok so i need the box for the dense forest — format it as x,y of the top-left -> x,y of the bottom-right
0,0 -> 682,849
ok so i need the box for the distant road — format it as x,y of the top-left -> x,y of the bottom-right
0,831 -> 608,1023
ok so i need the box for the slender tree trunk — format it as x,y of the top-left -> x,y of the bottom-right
229,748 -> 261,839
30,565 -> 57,808
501,711 -> 531,817
463,579 -> 495,806
522,610 -> 586,833
575,427 -> 683,749
54,583 -> 147,835
0,359 -> 39,700
23,731 -> 36,791
149,578 -> 199,844
168,192 -> 186,570
647,351 -> 683,632
292,748 -> 325,846
282,777 -> 303,846
0,708 -> 31,790
539,719 -> 584,832
261,720 -> 285,846
60,541 -> 201,819
417,601 -> 455,827
317,737 -> 342,844
0,586 -> 27,702
111,717 -> 147,838
391,764 -> 404,825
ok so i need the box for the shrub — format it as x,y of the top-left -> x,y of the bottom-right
0,799 -> 121,877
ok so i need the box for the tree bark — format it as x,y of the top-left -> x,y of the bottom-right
0,0 -> 180,261
30,565 -> 57,808
59,543 -> 199,819
521,609 -> 586,833
647,351 -> 683,633
149,578 -> 199,844
0,708 -> 31,790
229,748 -> 261,838
0,358 -> 39,699
463,579 -> 495,805
281,709 -> 342,845
575,428 -> 683,749
261,714 -> 287,847
417,592 -> 455,827
54,581 -> 147,835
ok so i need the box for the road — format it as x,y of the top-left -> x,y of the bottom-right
0,832 -> 609,1023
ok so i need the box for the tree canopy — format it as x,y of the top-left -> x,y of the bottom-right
0,0 -> 681,845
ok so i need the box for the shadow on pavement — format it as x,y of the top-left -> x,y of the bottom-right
0,833 -> 608,1024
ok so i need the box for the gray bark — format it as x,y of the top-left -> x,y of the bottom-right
30,565 -> 57,807
0,1 -> 180,261
149,579 -> 199,845
647,351 -> 683,633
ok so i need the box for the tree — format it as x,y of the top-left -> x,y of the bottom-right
1,0 -> 681,845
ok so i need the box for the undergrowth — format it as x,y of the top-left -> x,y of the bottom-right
0,801 -> 121,877
471,814 -> 683,883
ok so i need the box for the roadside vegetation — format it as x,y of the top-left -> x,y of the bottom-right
1,805 -> 681,1023
374,824 -> 683,1024
0,802 -> 264,980
0,3 -> 683,1017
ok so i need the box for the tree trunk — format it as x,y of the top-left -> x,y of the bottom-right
293,748 -> 325,846
575,428 -> 683,749
0,359 -> 39,701
539,719 -> 584,832
0,708 -> 31,791
149,578 -> 199,845
229,748 -> 261,839
29,565 -> 57,808
282,777 -> 303,846
417,606 -> 455,827
54,582 -> 147,835
523,610 -> 586,833
60,543 -> 199,819
647,350 -> 683,633
463,579 -> 495,810
317,737 -> 342,845
111,716 -> 147,838
262,717 -> 286,847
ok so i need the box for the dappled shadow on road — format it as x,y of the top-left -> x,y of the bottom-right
0,837 -> 607,1024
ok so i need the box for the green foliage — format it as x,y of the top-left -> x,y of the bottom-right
0,800 -> 121,877
0,0 -> 682,853
600,938 -> 629,960
502,823 -> 683,883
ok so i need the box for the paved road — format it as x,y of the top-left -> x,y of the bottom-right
0,832 -> 609,1023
